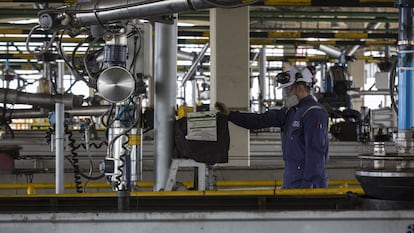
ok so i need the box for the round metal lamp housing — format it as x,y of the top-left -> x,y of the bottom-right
97,66 -> 135,103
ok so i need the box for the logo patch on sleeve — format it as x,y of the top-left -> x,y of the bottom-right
292,121 -> 300,128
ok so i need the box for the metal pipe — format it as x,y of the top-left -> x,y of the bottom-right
259,46 -> 267,113
131,97 -> 143,182
181,42 -> 209,87
55,61 -> 65,194
0,88 -> 83,109
6,105 -> 110,119
177,50 -> 195,61
318,44 -> 342,58
73,0 -> 244,27
153,19 -> 177,191
346,22 -> 382,57
191,79 -> 197,107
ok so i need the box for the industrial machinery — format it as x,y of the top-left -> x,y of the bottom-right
355,0 -> 414,201
20,0 -> 255,209
0,0 -> 412,212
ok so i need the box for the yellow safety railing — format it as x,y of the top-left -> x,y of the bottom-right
0,180 -> 363,197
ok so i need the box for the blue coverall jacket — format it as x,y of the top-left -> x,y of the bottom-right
228,95 -> 329,189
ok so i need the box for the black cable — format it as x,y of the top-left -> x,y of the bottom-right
114,153 -> 125,190
389,55 -> 398,114
56,30 -> 89,92
128,24 -> 142,76
66,128 -> 83,193
77,141 -> 108,149
115,135 -> 131,190
71,39 -> 85,72
49,68 -> 58,95
104,103 -> 116,140
80,172 -> 105,180
83,37 -> 102,87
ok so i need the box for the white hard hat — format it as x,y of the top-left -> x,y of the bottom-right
277,65 -> 315,89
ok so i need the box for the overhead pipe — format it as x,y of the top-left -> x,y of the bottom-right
346,22 -> 382,57
39,0 -> 249,30
318,44 -> 342,58
177,50 -> 195,61
0,8 -> 401,21
317,22 -> 387,60
0,88 -> 83,109
0,0 -> 396,7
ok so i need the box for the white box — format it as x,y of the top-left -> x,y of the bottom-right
375,72 -> 390,90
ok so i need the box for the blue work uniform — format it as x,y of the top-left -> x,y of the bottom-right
228,95 -> 329,189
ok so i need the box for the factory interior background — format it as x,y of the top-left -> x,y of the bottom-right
0,1 -> 414,233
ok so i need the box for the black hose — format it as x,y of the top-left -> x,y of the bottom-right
78,141 -> 108,149
389,55 -> 398,114
66,129 -> 83,193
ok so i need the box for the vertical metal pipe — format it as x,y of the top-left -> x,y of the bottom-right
192,79 -> 197,107
259,47 -> 267,113
153,18 -> 177,191
55,61 -> 65,194
131,97 -> 143,183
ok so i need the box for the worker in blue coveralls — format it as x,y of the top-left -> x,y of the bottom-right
215,65 -> 329,189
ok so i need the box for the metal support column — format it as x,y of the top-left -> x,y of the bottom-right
55,62 -> 65,194
153,17 -> 177,191
259,46 -> 267,113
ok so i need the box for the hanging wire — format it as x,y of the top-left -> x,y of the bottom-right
83,36 -> 103,87
128,23 -> 143,78
25,25 -> 58,56
66,128 -> 83,193
56,30 -> 90,92
389,55 -> 398,114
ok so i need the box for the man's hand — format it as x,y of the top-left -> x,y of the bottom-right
215,102 -> 230,116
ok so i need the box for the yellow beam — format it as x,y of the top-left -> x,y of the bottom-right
0,180 -> 362,196
264,0 -> 312,6
0,187 -> 364,198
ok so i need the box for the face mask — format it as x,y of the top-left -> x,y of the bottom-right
283,86 -> 299,108
284,94 -> 299,108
